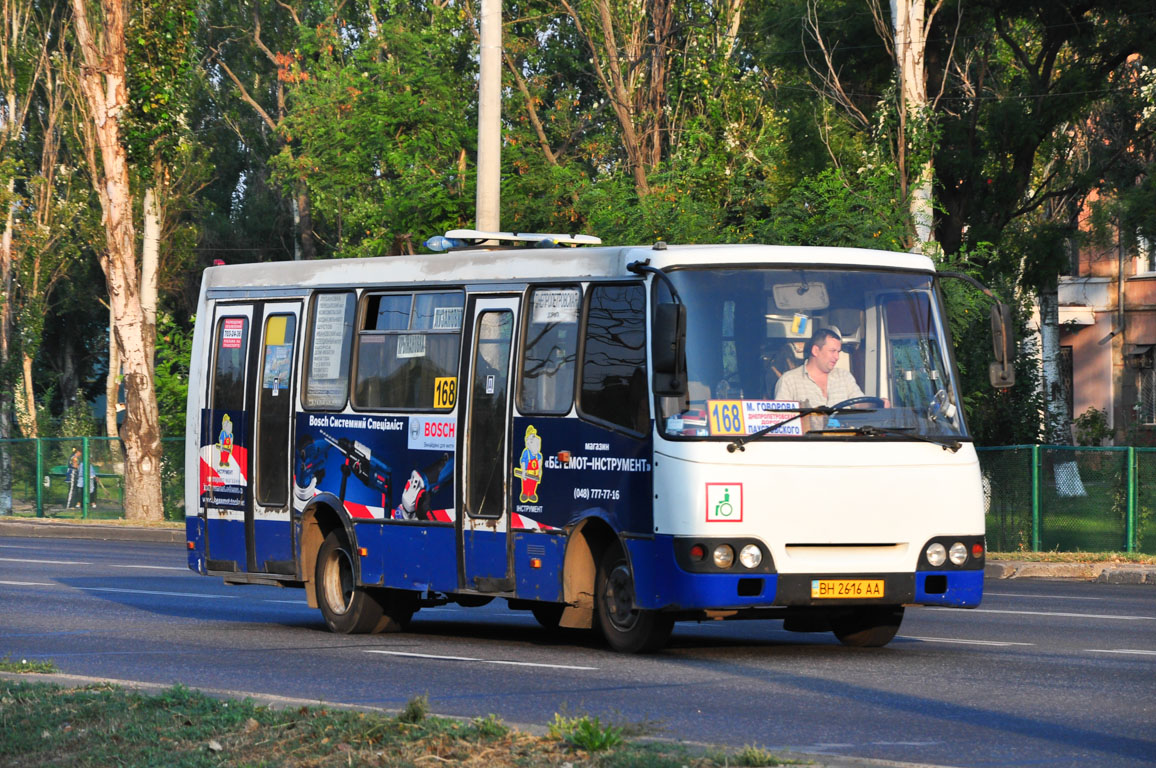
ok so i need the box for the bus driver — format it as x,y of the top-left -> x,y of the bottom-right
775,327 -> 884,409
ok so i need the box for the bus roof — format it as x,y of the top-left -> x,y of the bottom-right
199,243 -> 936,294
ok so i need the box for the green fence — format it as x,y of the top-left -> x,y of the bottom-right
0,437 -> 184,521
978,445 -> 1155,554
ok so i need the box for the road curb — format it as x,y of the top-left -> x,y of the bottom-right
984,560 -> 1156,584
0,517 -> 183,544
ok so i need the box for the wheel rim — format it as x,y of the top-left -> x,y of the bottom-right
321,546 -> 355,615
602,562 -> 640,632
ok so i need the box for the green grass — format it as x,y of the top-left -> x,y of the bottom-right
0,680 -> 803,767
0,655 -> 58,674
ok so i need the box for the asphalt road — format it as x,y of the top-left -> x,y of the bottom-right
1,536 -> 1153,768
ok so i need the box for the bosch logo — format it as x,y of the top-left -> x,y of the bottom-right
424,422 -> 455,439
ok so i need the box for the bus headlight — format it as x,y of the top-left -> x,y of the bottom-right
949,542 -> 968,566
739,544 -> 763,569
712,544 -> 735,569
926,542 -> 947,567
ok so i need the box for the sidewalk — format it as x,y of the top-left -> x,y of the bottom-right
0,516 -> 183,544
0,515 -> 1153,583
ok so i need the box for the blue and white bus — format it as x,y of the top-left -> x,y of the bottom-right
185,233 -> 1013,652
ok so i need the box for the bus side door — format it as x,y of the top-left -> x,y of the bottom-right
457,294 -> 519,592
200,304 -> 255,572
250,302 -> 301,574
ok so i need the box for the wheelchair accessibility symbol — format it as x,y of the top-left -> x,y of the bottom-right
705,483 -> 743,522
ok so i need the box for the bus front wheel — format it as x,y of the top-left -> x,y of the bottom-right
831,606 -> 904,647
595,548 -> 673,653
315,529 -> 386,634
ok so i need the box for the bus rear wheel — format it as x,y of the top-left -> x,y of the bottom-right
315,529 -> 387,634
595,548 -> 673,653
831,606 -> 904,647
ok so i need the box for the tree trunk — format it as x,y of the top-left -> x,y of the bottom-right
891,0 -> 935,248
1038,288 -> 1072,444
72,0 -> 164,521
105,301 -> 120,439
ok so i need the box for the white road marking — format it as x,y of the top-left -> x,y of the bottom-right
1086,649 -> 1156,656
971,608 -> 1153,621
108,565 -> 189,571
366,650 -> 597,671
986,592 -> 1105,601
77,586 -> 239,600
0,556 -> 91,565
0,580 -> 55,587
902,636 -> 1034,647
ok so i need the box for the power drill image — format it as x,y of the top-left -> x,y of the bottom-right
319,429 -> 392,510
294,434 -> 330,500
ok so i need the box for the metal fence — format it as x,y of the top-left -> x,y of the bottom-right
978,445 -> 1156,554
0,437 -> 184,521
1,437 -> 1151,553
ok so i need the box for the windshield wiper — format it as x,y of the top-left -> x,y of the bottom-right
808,424 -> 962,453
726,404 -> 877,453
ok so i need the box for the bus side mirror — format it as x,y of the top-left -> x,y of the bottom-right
653,303 -> 687,397
989,302 -> 1015,388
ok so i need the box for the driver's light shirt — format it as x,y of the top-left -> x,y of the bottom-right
774,363 -> 864,407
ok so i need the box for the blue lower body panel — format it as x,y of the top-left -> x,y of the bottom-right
626,535 -> 983,611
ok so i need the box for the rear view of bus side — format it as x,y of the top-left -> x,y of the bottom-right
186,238 -> 1007,653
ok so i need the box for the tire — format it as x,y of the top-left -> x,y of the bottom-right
831,606 -> 904,647
595,547 -> 673,653
530,602 -> 566,631
315,529 -> 385,634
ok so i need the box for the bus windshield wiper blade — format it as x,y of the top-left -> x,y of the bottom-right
809,425 -> 962,452
726,404 -> 876,453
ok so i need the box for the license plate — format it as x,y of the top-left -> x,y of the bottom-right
810,579 -> 884,599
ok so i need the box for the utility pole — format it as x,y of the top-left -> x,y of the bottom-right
476,0 -> 501,233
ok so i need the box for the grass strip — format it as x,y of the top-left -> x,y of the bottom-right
988,551 -> 1156,564
0,680 -> 804,767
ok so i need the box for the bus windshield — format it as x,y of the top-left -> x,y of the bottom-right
657,267 -> 966,441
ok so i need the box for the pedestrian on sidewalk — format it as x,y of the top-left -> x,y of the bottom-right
65,447 -> 82,509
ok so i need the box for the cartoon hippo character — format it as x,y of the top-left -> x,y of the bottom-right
514,425 -> 543,503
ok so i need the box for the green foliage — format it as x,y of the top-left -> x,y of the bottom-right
1074,407 -> 1112,447
548,713 -> 624,752
59,390 -> 97,438
124,0 -> 197,179
939,247 -> 1044,445
0,655 -> 57,674
154,313 -> 192,439
271,4 -> 476,256
398,694 -> 430,724
470,713 -> 510,740
732,744 -> 785,766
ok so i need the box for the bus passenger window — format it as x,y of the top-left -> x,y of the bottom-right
353,291 -> 464,410
579,284 -> 648,434
519,287 -> 580,414
212,315 -> 248,411
303,292 -> 355,409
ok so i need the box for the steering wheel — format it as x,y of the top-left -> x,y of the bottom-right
928,389 -> 955,422
831,396 -> 885,410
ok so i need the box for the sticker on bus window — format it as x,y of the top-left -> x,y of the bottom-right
433,377 -> 457,409
396,334 -> 427,358
221,318 -> 245,349
433,306 -> 463,330
707,400 -> 802,437
532,289 -> 580,324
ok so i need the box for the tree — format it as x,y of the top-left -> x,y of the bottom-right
70,0 -> 163,520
